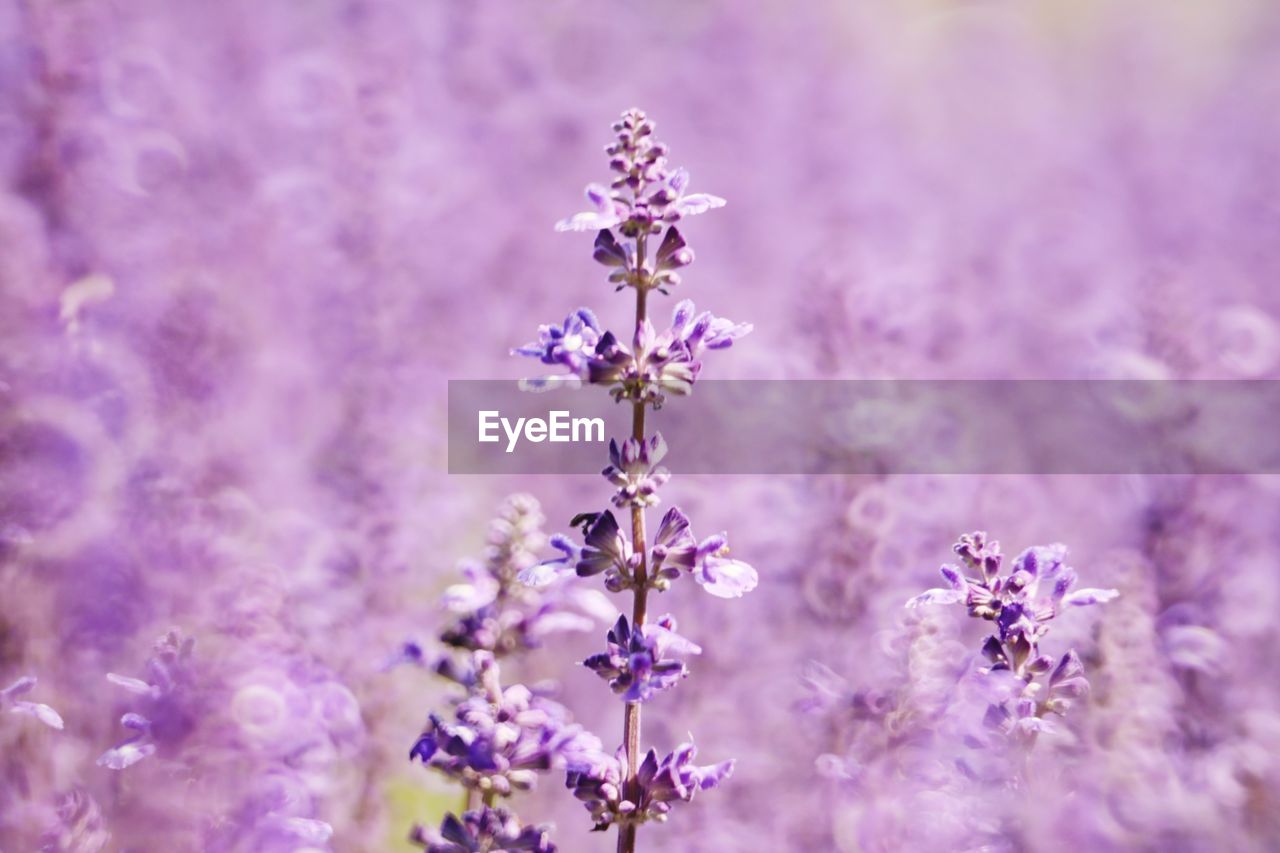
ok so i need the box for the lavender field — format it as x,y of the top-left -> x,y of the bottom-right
3,1 -> 1280,851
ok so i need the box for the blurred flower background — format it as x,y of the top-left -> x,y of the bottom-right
2,0 -> 1280,850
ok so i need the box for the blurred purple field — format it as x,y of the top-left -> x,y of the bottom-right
3,0 -> 1280,850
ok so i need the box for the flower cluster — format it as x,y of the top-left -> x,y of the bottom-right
410,652 -> 602,798
517,111 -> 748,408
602,435 -> 670,508
402,498 -> 622,850
511,309 -> 603,386
554,109 -> 725,241
410,807 -> 555,853
515,300 -> 750,405
427,495 -> 611,662
908,532 -> 1118,745
37,789 -> 112,853
97,630 -> 198,769
583,615 -> 700,703
89,621 -> 350,849
528,506 -> 757,599
565,742 -> 733,832
518,109 -> 748,848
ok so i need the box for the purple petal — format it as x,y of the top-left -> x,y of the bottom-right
10,700 -> 64,730
654,506 -> 692,546
674,193 -> 726,217
1049,650 -> 1085,685
518,560 -> 572,587
1,676 -> 36,698
940,564 -> 965,591
584,183 -> 612,211
106,673 -> 156,696
667,168 -> 690,194
696,556 -> 758,598
696,759 -> 734,790
97,740 -> 156,770
1063,588 -> 1119,607
555,210 -> 623,232
906,588 -> 965,608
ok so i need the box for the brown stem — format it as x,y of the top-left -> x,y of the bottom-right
617,823 -> 638,853
618,238 -> 650,853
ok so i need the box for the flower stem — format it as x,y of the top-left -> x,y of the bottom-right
618,239 -> 651,853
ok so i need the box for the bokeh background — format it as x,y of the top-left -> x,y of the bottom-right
3,0 -> 1280,850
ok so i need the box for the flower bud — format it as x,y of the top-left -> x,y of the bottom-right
592,230 -> 628,267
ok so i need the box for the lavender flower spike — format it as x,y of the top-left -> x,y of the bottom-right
537,109 -> 749,850
433,495 -> 611,657
908,532 -> 1117,749
1,675 -> 64,730
555,110 -> 724,239
410,652 -> 602,797
411,807 -> 556,853
97,630 -> 197,769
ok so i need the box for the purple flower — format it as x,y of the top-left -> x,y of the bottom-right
512,308 -> 602,379
410,653 -> 603,797
668,299 -> 753,359
433,496 -> 609,657
691,532 -> 759,599
563,502 -> 756,599
565,741 -> 733,831
531,108 -> 748,848
575,511 -> 636,588
38,789 -> 111,852
652,168 -> 727,222
1,676 -> 64,730
585,301 -> 749,405
649,507 -> 698,581
655,226 -> 694,270
518,302 -> 750,405
908,533 -> 1117,748
652,227 -> 694,291
583,614 -> 701,703
411,807 -> 556,853
908,534 -> 1117,632
1044,649 -> 1090,714
602,434 -> 671,508
581,322 -> 698,405
518,534 -> 582,587
442,562 -> 501,614
561,502 -> 757,599
592,228 -> 632,268
555,184 -> 628,233
98,630 -> 198,769
555,109 -> 724,240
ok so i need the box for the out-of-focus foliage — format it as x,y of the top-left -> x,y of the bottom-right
2,0 -> 1279,850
